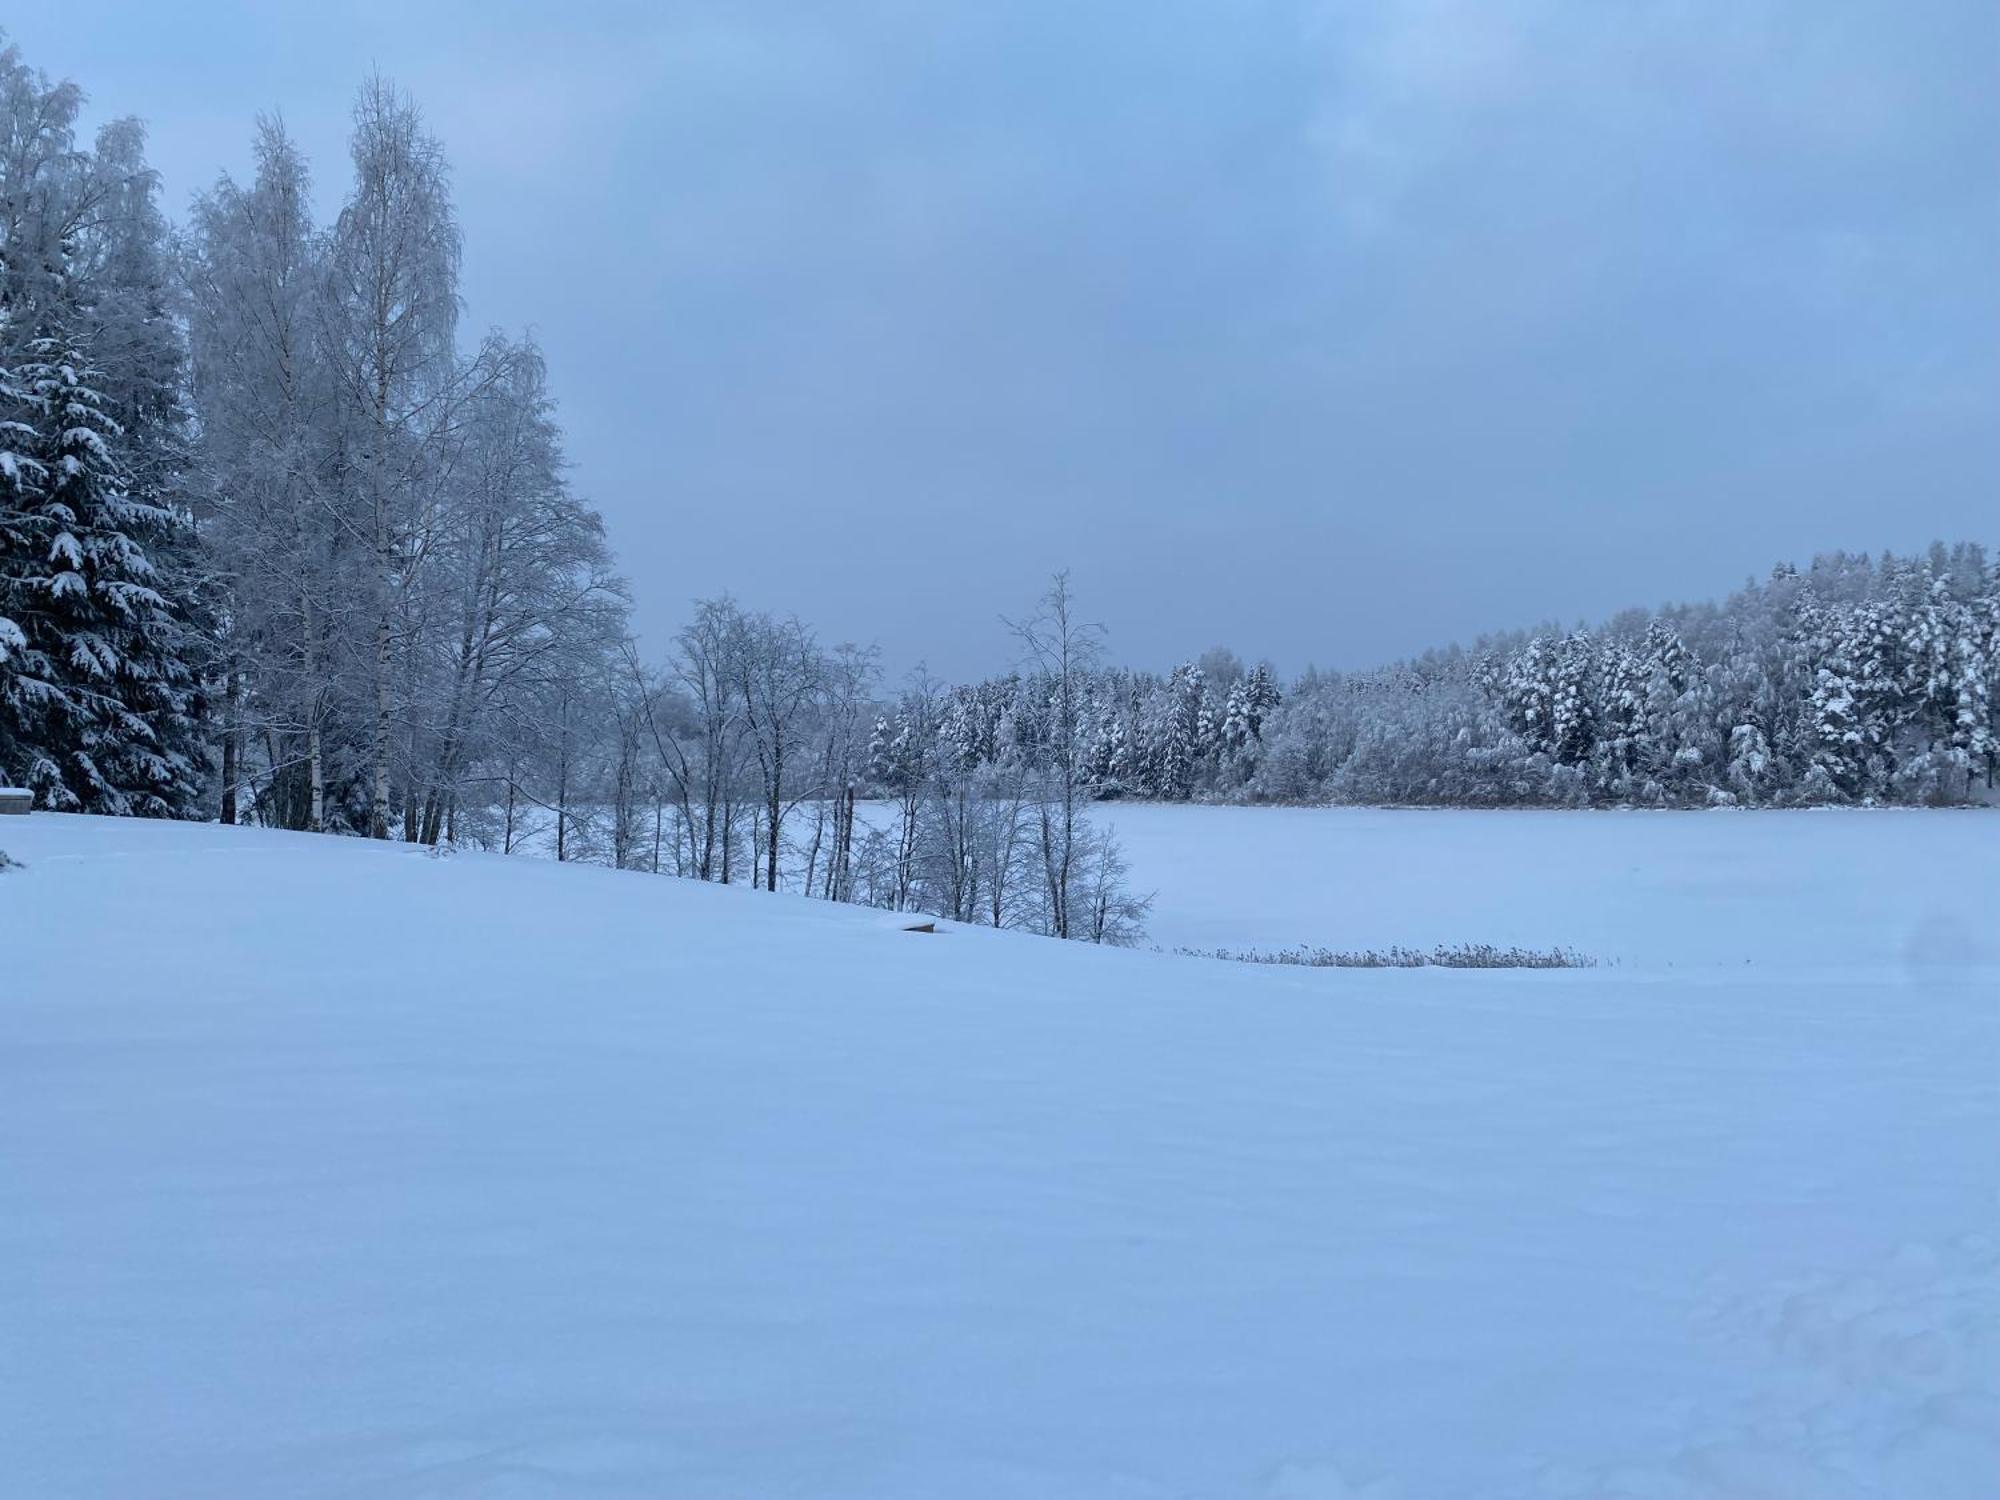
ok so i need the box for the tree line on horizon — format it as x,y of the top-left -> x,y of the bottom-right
2,36 -> 1995,942
937,542 -> 1995,815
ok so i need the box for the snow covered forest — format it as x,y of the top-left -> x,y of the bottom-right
958,543 -> 2000,812
2,35 -> 1996,941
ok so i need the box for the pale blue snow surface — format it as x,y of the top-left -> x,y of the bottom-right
1097,804 -> 2000,972
1,810 -> 1995,1499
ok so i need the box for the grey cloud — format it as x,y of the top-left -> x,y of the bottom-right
14,0 -> 1995,676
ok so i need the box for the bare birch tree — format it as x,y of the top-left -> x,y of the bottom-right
320,76 -> 461,839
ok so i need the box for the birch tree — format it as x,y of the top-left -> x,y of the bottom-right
185,119 -> 345,828
320,76 -> 461,839
735,610 -> 822,892
1007,572 -> 1099,940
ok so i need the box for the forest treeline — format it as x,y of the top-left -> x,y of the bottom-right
2,39 -> 1994,945
941,542 -> 1999,814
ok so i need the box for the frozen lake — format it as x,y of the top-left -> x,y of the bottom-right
1098,803 -> 2000,971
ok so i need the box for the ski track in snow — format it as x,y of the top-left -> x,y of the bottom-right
1,809 -> 1994,1499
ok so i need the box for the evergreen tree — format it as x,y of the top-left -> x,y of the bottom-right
0,345 -> 40,679
1637,623 -> 1715,799
1219,678 -> 1253,759
1156,663 -> 1203,800
1800,597 -> 1868,801
1550,633 -> 1598,768
0,330 -> 201,812
1502,636 -> 1558,757
0,44 -> 206,814
1242,661 -> 1280,737
1595,640 -> 1646,794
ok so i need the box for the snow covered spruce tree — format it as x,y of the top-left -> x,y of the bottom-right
0,329 -> 204,812
0,330 -> 35,691
0,40 -> 206,814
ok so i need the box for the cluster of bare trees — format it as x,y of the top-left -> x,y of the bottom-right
534,579 -> 1150,947
611,601 -> 866,890
183,83 -> 916,885
855,575 -> 1151,944
182,89 -> 628,843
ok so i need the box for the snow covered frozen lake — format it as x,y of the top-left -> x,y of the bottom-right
2,809 -> 1995,1498
1101,803 -> 2000,971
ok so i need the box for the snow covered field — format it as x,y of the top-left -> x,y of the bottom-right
2,810 -> 1995,1498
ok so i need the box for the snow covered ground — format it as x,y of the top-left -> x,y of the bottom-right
2,810 -> 1995,1498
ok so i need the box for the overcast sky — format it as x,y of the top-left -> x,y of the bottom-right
14,1 -> 1997,677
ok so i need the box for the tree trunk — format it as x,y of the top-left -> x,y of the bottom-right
833,786 -> 854,902
803,804 -> 823,898
895,791 -> 919,910
219,666 -> 241,825
555,750 -> 569,863
301,589 -> 325,833
306,713 -> 325,834
370,607 -> 392,839
765,755 -> 782,892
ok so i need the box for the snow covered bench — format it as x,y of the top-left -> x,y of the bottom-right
0,787 -> 30,815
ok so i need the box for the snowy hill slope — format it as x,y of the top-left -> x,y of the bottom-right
2,813 -> 1995,1499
